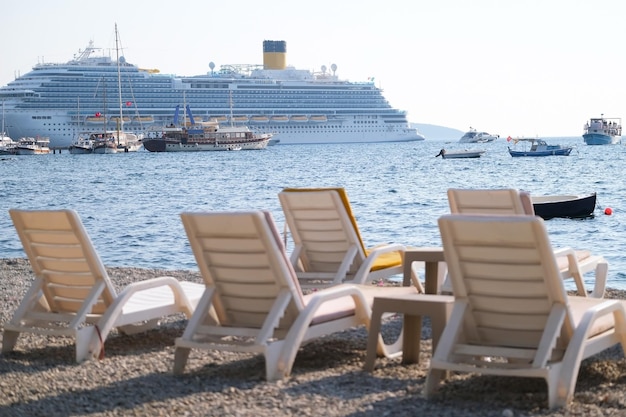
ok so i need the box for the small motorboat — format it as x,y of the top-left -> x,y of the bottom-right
531,193 -> 596,219
436,148 -> 485,159
508,138 -> 572,157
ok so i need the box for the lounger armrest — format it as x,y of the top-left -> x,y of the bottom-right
559,300 -> 626,398
552,247 -> 576,258
353,243 -> 405,284
296,285 -> 371,330
94,276 -> 197,345
552,247 -> 588,296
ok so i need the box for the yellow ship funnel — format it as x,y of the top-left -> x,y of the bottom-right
263,40 -> 287,70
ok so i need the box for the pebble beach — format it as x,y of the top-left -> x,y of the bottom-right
2,257 -> 626,417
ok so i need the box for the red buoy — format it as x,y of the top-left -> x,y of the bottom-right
605,207 -> 613,215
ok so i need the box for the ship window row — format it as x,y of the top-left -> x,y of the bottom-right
39,125 -> 397,134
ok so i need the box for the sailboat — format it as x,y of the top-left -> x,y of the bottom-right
89,24 -> 141,154
112,24 -> 142,153
69,98 -> 95,154
91,79 -> 118,154
0,101 -> 17,155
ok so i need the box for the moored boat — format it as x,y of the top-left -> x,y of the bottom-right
435,148 -> 485,159
0,134 -> 17,155
68,134 -> 94,154
143,105 -> 271,152
583,115 -> 621,145
531,193 -> 596,219
15,137 -> 50,155
508,138 -> 572,157
91,134 -> 118,154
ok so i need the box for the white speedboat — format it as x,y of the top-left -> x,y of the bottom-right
459,127 -> 499,143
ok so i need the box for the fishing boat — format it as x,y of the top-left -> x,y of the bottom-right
531,193 -> 596,219
143,105 -> 271,152
0,39 -> 424,148
458,127 -> 499,143
435,148 -> 485,159
508,138 -> 572,157
583,115 -> 621,145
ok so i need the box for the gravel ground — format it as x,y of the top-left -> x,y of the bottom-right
2,257 -> 626,417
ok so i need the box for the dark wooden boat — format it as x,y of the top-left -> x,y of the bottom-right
531,193 -> 596,220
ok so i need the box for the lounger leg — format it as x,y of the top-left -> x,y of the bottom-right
1,330 -> 19,353
76,326 -> 98,362
364,302 -> 385,371
592,261 -> 608,298
401,314 -> 422,364
265,345 -> 287,381
423,368 -> 446,398
173,347 -> 191,374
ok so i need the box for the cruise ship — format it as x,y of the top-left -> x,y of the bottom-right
0,40 -> 425,148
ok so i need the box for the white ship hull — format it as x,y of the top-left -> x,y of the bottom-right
160,141 -> 268,152
4,111 -> 423,148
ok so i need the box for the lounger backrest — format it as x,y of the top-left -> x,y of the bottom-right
438,214 -> 573,356
448,188 -> 534,215
180,210 -> 305,329
279,188 -> 366,275
9,209 -> 116,314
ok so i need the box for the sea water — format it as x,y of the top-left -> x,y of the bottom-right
1,137 -> 624,291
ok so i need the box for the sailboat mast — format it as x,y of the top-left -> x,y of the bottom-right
115,23 -> 122,144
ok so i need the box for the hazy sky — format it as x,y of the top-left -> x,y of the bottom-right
1,0 -> 624,137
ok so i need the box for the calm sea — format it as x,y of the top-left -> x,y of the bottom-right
1,137 -> 624,291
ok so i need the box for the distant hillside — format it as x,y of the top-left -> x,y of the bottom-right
412,123 -> 464,141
